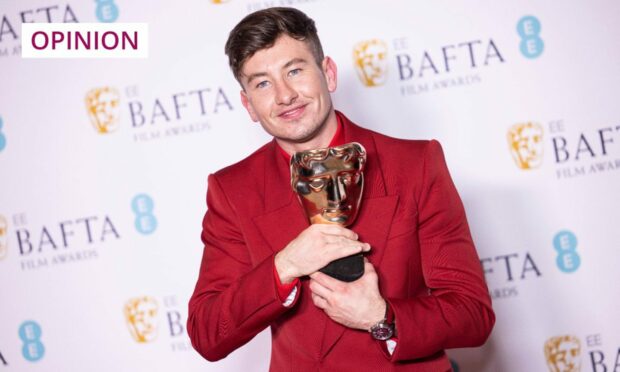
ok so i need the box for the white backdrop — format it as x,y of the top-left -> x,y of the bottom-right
1,1 -> 619,371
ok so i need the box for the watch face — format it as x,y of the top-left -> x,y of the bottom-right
371,324 -> 393,341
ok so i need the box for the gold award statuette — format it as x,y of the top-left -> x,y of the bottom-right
291,142 -> 367,282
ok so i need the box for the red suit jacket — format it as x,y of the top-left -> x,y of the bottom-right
188,112 -> 495,371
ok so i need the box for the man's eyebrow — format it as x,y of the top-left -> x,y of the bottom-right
245,72 -> 268,86
283,57 -> 308,69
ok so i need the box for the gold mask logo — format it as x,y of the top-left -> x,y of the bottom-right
545,335 -> 581,372
508,122 -> 544,169
124,296 -> 159,343
85,87 -> 121,134
211,0 -> 230,3
0,215 -> 7,260
353,39 -> 388,87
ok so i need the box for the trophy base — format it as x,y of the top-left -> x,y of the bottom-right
319,253 -> 364,282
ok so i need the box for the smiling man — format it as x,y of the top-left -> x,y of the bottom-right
188,7 -> 494,371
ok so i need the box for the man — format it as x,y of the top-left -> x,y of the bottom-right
188,7 -> 494,371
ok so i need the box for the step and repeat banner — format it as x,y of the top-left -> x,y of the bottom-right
1,0 -> 619,371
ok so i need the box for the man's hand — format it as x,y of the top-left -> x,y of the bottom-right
274,224 -> 371,283
309,260 -> 386,331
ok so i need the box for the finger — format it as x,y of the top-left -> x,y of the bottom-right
326,240 -> 371,260
309,279 -> 333,299
311,293 -> 328,309
318,225 -> 359,240
310,271 -> 345,292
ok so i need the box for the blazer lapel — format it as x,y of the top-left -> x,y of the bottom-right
252,141 -> 310,254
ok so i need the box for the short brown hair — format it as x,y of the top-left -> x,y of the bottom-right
224,7 -> 325,83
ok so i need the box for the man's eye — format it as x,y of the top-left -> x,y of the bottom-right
309,179 -> 325,191
288,68 -> 302,77
256,80 -> 270,89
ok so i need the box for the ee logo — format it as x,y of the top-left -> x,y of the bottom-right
517,15 -> 544,58
18,321 -> 45,362
0,116 -> 6,152
553,230 -> 580,273
95,0 -> 119,22
132,194 -> 157,235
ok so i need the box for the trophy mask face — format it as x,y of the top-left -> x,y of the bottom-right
291,142 -> 366,226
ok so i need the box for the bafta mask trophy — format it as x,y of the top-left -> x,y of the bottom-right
291,142 -> 367,282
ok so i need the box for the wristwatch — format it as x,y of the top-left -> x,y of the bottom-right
369,302 -> 395,341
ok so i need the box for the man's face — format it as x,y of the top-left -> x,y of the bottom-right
239,35 -> 337,148
291,144 -> 365,226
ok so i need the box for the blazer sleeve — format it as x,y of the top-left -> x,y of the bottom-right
388,140 -> 495,362
187,173 -> 300,362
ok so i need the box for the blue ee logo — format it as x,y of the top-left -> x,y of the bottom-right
95,0 -> 119,22
0,116 -> 6,152
553,230 -> 580,273
19,321 -> 45,362
517,15 -> 544,58
132,194 -> 157,235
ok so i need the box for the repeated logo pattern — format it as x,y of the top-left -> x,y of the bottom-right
19,321 -> 45,362
132,194 -> 157,235
544,335 -> 581,372
0,215 -> 8,260
517,15 -> 544,58
508,122 -> 544,169
0,116 -> 6,152
95,0 -> 119,22
124,296 -> 159,343
553,230 -> 581,273
353,39 -> 389,87
85,87 -> 121,134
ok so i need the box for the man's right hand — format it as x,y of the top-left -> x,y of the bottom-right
274,224 -> 371,284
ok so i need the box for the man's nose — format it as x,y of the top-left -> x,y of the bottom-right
274,80 -> 297,105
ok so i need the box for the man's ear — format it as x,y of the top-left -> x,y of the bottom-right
240,90 -> 259,122
322,56 -> 338,93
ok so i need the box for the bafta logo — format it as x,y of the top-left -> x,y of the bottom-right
545,335 -> 581,372
508,122 -> 544,169
85,87 -> 121,134
211,0 -> 230,3
353,39 -> 388,87
124,296 -> 159,343
0,215 -> 7,260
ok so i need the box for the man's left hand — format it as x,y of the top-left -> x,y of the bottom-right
309,260 -> 386,331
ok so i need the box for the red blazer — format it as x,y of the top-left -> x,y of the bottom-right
188,112 -> 495,371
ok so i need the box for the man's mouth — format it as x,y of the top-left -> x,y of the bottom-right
278,104 -> 307,120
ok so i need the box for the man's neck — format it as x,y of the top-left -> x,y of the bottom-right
276,110 -> 339,156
